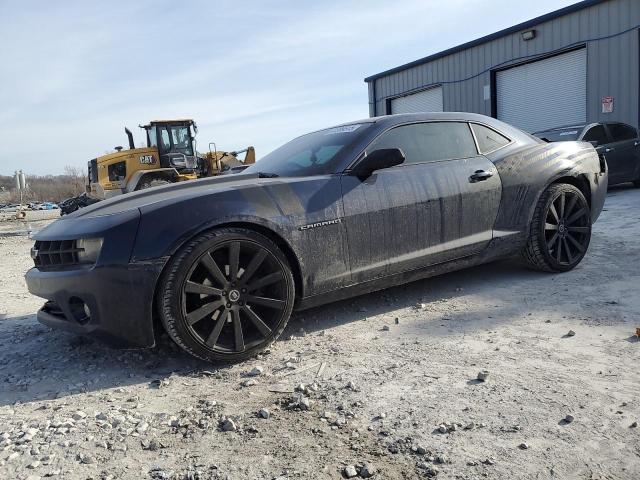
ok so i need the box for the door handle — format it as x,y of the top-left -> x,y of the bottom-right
634,141 -> 639,147
469,170 -> 493,183
605,147 -> 615,153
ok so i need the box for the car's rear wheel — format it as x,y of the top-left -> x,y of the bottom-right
158,228 -> 295,363
523,183 -> 591,272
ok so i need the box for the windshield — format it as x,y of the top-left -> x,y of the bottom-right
170,126 -> 192,153
244,123 -> 373,176
534,128 -> 582,142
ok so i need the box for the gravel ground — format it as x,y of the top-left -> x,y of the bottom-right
0,186 -> 639,480
0,210 -> 61,236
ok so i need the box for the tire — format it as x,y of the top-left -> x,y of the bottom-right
137,178 -> 172,190
522,183 -> 592,272
157,227 -> 295,363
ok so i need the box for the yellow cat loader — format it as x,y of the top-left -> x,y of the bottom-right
60,119 -> 255,214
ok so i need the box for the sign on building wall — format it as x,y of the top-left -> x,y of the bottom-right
602,96 -> 614,113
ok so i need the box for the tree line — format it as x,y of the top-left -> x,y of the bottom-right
0,166 -> 86,204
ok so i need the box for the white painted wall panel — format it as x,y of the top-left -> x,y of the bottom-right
390,87 -> 444,114
496,48 -> 587,132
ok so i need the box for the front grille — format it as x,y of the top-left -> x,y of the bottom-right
32,240 -> 82,268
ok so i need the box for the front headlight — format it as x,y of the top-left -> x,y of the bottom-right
77,238 -> 103,264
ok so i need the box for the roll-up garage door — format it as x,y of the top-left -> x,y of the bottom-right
496,48 -> 586,133
390,86 -> 443,114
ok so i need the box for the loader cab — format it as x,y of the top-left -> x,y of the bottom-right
142,120 -> 198,173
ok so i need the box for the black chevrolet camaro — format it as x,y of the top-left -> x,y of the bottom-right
26,113 -> 608,362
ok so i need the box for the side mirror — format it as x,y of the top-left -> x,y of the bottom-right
588,140 -> 599,148
351,148 -> 405,177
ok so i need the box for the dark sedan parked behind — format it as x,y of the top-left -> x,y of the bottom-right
26,113 -> 608,363
534,121 -> 640,187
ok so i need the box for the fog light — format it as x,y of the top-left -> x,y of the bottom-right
69,297 -> 91,325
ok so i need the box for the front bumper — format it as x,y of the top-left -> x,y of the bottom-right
25,259 -> 167,348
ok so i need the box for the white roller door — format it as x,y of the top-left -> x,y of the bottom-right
390,86 -> 443,114
496,48 -> 587,133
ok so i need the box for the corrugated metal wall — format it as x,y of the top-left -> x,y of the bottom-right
367,0 -> 640,130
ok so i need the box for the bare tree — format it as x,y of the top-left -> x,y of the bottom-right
63,165 -> 86,196
0,168 -> 88,203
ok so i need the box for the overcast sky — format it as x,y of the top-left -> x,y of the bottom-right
0,0 -> 576,176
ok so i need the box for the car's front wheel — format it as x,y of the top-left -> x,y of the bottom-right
158,227 -> 295,363
522,183 -> 592,272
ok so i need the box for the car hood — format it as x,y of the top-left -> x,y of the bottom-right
66,173 -> 280,219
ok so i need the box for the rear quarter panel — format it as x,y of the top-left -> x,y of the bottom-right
488,141 -> 605,236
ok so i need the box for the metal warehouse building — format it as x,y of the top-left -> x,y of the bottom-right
365,0 -> 640,134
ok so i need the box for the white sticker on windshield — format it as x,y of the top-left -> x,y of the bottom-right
323,124 -> 362,135
559,131 -> 579,136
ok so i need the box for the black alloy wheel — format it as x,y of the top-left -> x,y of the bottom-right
523,183 -> 592,272
543,189 -> 591,266
158,228 -> 295,363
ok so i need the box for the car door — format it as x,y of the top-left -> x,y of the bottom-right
605,123 -> 640,183
340,121 -> 502,283
582,124 -> 620,183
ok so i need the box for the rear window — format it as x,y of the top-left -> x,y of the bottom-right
470,123 -> 510,153
534,129 -> 581,142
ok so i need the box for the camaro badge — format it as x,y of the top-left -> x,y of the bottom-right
299,219 -> 341,231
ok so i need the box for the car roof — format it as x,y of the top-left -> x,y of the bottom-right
300,112 -> 536,146
371,112 -> 501,124
369,112 -> 534,141
334,112 -> 515,128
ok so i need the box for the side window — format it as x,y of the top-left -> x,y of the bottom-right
159,128 -> 172,151
368,122 -> 477,165
147,128 -> 158,148
470,123 -> 510,153
582,125 -> 608,144
608,123 -> 638,142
